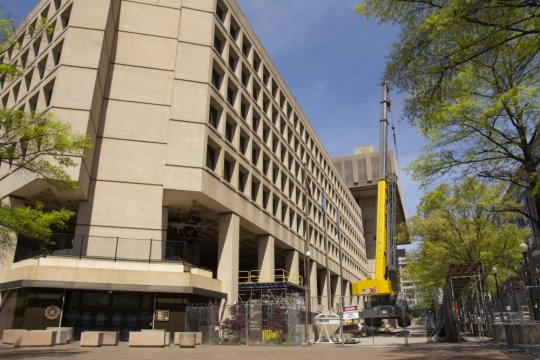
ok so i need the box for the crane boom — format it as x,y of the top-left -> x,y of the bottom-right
352,83 -> 393,296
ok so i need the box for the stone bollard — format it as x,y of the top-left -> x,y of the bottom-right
177,332 -> 196,348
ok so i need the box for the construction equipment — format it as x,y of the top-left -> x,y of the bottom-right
351,83 -> 410,328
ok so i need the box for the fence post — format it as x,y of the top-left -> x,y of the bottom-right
149,238 -> 153,263
114,237 -> 119,262
79,235 -> 84,260
245,303 -> 249,345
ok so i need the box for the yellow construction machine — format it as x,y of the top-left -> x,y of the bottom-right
351,83 -> 410,328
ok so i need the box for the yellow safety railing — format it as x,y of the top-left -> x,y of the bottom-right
238,269 -> 303,286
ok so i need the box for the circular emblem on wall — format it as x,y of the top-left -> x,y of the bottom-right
44,305 -> 61,320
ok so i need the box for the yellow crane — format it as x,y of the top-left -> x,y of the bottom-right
351,83 -> 409,328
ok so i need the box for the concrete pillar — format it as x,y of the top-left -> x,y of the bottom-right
258,235 -> 274,282
318,270 -> 329,311
331,275 -> 341,312
307,260 -> 318,313
285,250 -> 300,285
343,280 -> 351,307
217,213 -> 240,304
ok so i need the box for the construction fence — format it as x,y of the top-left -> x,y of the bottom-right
491,285 -> 540,353
185,303 -> 306,345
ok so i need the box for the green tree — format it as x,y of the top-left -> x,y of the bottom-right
0,14 -> 90,253
355,1 -> 540,225
401,178 -> 530,302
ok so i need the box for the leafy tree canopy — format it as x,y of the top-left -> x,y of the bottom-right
355,1 -> 540,222
400,178 -> 530,302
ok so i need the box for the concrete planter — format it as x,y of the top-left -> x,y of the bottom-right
176,332 -> 196,348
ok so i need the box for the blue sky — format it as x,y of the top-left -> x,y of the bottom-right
3,0 -> 426,220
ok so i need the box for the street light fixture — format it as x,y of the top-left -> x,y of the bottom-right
519,242 -> 530,286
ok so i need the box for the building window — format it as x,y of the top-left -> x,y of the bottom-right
262,186 -> 270,209
227,84 -> 237,107
206,143 -> 218,171
38,57 -> 47,78
240,97 -> 249,120
262,154 -> 270,175
263,95 -> 270,114
253,53 -> 261,72
0,73 -> 6,90
238,167 -> 248,192
242,38 -> 251,58
241,65 -> 250,88
214,28 -> 225,55
262,124 -> 269,144
272,165 -> 279,184
225,118 -> 236,143
43,79 -> 55,107
239,131 -> 248,156
47,21 -> 56,43
252,113 -> 260,134
272,196 -> 279,217
252,82 -> 260,101
52,40 -> 63,66
223,157 -> 234,183
251,144 -> 260,167
216,0 -> 227,23
211,62 -> 223,89
263,68 -> 269,86
251,178 -> 260,202
20,50 -> 29,68
12,82 -> 21,102
33,37 -> 41,57
28,93 -> 38,114
61,5 -> 71,28
229,17 -> 240,41
209,103 -> 221,129
228,49 -> 238,72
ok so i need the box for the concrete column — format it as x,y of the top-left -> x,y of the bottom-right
343,280 -> 351,307
331,275 -> 341,312
285,250 -> 300,285
258,235 -> 274,282
217,213 -> 240,304
308,261 -> 318,310
318,270 -> 329,311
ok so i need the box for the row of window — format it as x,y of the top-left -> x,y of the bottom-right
0,0 -> 70,110
206,125 -> 366,272
212,2 -> 363,246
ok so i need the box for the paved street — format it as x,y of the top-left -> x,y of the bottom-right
1,341 -> 537,360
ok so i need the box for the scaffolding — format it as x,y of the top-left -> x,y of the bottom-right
238,269 -> 305,304
434,263 -> 491,342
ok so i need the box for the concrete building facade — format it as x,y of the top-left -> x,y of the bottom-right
0,0 -> 368,337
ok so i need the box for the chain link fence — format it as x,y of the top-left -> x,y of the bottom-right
491,285 -> 540,354
186,303 -> 306,346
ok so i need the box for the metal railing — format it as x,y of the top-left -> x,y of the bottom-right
14,232 -> 202,266
238,269 -> 303,286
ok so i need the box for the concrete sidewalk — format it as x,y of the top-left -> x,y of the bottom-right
0,341 -> 536,360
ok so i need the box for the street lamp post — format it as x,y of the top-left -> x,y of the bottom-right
519,242 -> 530,286
492,267 -> 502,315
